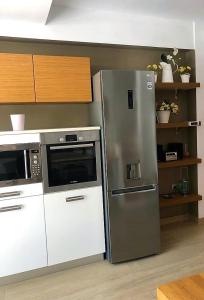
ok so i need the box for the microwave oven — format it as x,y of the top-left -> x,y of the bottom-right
0,143 -> 42,187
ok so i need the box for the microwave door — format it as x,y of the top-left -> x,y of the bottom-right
0,149 -> 26,184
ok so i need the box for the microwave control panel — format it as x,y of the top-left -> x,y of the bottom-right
30,149 -> 41,177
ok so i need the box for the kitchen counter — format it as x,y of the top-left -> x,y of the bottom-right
0,127 -> 100,135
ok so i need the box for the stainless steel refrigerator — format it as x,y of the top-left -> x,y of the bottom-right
91,70 -> 160,263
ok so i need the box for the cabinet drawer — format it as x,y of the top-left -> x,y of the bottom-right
0,195 -> 47,277
0,183 -> 43,201
44,186 -> 105,265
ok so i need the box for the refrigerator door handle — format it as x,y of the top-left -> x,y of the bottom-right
112,184 -> 157,196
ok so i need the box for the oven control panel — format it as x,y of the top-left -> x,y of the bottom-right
30,149 -> 41,177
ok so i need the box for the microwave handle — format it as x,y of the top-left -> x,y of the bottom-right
24,150 -> 28,179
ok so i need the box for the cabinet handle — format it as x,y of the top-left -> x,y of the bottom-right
0,205 -> 23,213
66,196 -> 85,202
0,191 -> 21,199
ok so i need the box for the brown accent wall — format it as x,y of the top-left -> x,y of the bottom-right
0,38 -> 193,130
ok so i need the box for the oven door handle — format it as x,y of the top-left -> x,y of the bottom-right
50,143 -> 94,150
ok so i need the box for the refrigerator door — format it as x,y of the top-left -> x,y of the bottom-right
108,185 -> 160,263
101,70 -> 157,190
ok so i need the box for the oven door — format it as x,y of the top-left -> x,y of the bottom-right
0,144 -> 35,187
42,142 -> 101,193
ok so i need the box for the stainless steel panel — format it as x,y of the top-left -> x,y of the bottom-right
0,143 -> 40,152
40,130 -> 100,145
108,187 -> 160,263
101,70 -> 157,190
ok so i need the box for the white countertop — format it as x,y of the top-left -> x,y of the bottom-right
0,127 -> 100,135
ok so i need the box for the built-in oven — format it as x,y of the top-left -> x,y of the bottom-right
41,129 -> 102,193
0,143 -> 42,187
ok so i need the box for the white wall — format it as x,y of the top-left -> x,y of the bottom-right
194,21 -> 204,218
1,6 -> 204,217
0,7 -> 194,49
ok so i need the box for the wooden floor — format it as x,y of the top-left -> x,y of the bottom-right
1,222 -> 204,300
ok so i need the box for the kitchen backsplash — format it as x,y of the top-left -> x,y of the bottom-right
0,104 -> 90,130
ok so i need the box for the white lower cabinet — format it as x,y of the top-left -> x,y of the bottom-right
44,186 -> 105,266
0,195 -> 47,277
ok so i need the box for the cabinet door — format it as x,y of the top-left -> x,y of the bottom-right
44,186 -> 105,266
33,55 -> 92,103
0,53 -> 35,103
0,195 -> 47,277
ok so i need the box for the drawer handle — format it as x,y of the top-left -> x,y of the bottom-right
0,205 -> 23,213
0,191 -> 21,199
66,196 -> 85,202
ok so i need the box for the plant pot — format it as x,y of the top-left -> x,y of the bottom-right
161,63 -> 173,83
180,74 -> 190,83
157,110 -> 171,123
10,114 -> 25,131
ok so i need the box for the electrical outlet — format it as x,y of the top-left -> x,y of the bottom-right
172,184 -> 177,192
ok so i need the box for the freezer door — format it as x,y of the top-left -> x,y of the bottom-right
108,185 -> 160,263
101,70 -> 158,190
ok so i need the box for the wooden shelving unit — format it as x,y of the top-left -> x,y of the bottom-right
155,82 -> 200,90
156,121 -> 189,129
158,157 -> 202,169
160,194 -> 202,208
156,80 -> 201,220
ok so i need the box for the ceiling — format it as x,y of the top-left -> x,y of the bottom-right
0,0 -> 53,23
53,0 -> 204,21
0,0 -> 203,26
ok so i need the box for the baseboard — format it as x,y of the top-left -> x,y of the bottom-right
198,217 -> 204,224
160,214 -> 190,226
0,254 -> 104,286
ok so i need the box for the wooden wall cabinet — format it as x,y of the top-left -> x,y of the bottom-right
0,53 -> 92,103
0,53 -> 35,103
33,55 -> 92,103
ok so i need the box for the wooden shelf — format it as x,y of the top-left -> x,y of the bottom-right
155,82 -> 200,90
156,121 -> 189,129
160,194 -> 202,208
158,157 -> 202,169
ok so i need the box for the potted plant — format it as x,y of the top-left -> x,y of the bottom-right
157,101 -> 179,123
146,64 -> 162,82
177,65 -> 191,83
